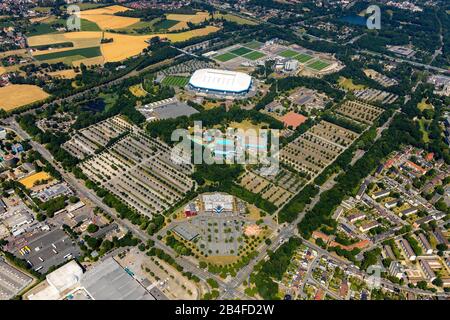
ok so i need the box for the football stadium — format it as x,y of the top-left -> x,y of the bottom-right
188,68 -> 253,98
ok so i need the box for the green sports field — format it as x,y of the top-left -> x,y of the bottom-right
229,46 -> 253,56
243,40 -> 263,49
295,53 -> 313,63
214,52 -> 237,62
162,75 -> 189,87
279,49 -> 299,58
243,51 -> 265,61
307,60 -> 331,71
34,46 -> 102,61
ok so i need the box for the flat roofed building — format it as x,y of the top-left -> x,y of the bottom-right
399,238 -> 416,261
81,257 -> 154,300
417,233 -> 433,254
189,69 -> 252,94
372,189 -> 390,200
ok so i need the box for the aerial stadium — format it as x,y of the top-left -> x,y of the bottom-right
188,68 -> 254,99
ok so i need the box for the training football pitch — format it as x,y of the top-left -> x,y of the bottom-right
295,53 -> 313,63
214,52 -> 237,62
307,60 -> 331,71
162,75 -> 190,87
229,46 -> 253,56
243,51 -> 266,61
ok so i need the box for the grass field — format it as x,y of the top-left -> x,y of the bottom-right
279,49 -> 299,58
295,53 -> 313,63
230,46 -> 253,56
417,98 -> 433,111
215,13 -> 257,25
129,84 -> 148,97
338,76 -> 366,91
154,19 -> 181,30
307,59 -> 331,71
243,51 -> 265,60
162,75 -> 189,87
243,40 -> 263,49
214,52 -> 237,62
19,172 -> 52,189
34,46 -> 102,61
418,118 -> 430,143
48,69 -> 79,79
0,84 -> 50,111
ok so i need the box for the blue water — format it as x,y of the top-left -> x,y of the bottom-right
215,139 -> 233,146
339,15 -> 367,26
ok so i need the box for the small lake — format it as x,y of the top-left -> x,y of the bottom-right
339,15 -> 367,26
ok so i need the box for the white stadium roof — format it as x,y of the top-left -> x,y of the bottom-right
189,69 -> 252,93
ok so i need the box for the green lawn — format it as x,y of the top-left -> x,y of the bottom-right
243,40 -> 263,49
279,49 -> 299,58
243,51 -> 265,61
30,42 -> 74,50
307,60 -> 331,71
80,18 -> 101,31
154,19 -> 180,30
229,46 -> 253,56
162,75 -> 190,87
418,118 -> 430,143
295,53 -> 313,63
34,46 -> 102,61
26,23 -> 57,36
214,52 -> 237,62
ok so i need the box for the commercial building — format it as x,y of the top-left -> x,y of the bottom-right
188,69 -> 252,96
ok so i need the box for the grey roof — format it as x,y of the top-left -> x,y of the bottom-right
172,224 -> 199,241
153,102 -> 199,120
81,257 -> 154,300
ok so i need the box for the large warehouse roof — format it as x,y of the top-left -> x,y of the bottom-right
189,69 -> 252,93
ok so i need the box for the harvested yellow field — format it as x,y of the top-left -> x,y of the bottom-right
168,21 -> 189,32
129,84 -> 147,97
81,5 -> 130,15
81,14 -> 139,30
101,26 -> 219,62
0,66 -> 6,75
0,84 -> 50,111
166,11 -> 210,24
28,31 -> 102,48
72,56 -> 105,67
49,69 -> 79,79
19,172 -> 52,189
81,5 -> 138,30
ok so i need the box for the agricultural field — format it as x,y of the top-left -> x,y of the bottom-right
166,11 -> 210,24
161,75 -> 190,87
307,59 -> 331,71
18,172 -> 53,189
34,46 -> 102,61
80,6 -> 139,30
129,84 -> 148,97
0,66 -> 6,75
214,13 -> 257,25
335,100 -> 384,125
0,84 -> 50,111
28,26 -> 220,64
